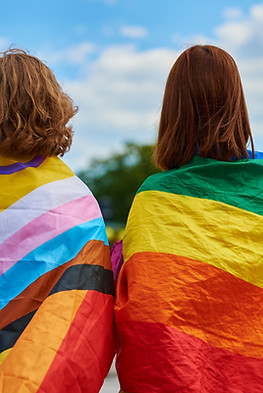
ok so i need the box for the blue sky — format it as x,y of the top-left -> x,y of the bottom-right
1,0 -> 263,171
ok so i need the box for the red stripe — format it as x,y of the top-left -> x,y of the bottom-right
116,321 -> 263,393
37,291 -> 115,393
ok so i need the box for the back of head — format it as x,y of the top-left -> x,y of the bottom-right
155,45 -> 254,170
0,48 -> 77,158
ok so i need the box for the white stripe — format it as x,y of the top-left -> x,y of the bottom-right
0,176 -> 92,244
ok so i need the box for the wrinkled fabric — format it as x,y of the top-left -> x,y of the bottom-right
111,240 -> 123,285
0,154 -> 115,393
115,155 -> 263,393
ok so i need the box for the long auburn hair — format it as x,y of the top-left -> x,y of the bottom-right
0,48 -> 77,157
155,45 -> 254,170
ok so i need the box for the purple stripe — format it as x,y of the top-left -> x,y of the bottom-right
0,155 -> 45,174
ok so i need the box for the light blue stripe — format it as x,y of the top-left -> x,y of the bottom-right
0,217 -> 108,310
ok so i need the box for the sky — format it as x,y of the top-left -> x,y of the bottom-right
1,0 -> 263,171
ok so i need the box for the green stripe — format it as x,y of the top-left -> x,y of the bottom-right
138,156 -> 263,216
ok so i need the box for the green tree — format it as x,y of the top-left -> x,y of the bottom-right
78,142 -> 160,224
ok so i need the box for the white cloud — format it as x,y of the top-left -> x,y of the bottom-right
215,3 -> 263,56
222,7 -> 243,19
251,3 -> 263,21
50,2 -> 263,171
38,42 -> 96,65
61,44 -> 178,170
214,2 -> 263,150
119,25 -> 148,39
216,20 -> 252,48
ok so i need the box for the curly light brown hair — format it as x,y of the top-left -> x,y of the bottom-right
0,48 -> 77,157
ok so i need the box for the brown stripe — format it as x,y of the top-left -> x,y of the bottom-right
0,240 -> 111,329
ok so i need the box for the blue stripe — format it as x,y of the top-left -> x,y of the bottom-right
248,150 -> 263,159
0,217 -> 108,310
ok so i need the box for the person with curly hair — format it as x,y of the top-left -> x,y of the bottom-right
0,49 -> 115,393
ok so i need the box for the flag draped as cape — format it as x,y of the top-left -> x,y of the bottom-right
0,154 -> 115,392
115,155 -> 263,393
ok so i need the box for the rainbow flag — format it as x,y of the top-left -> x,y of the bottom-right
115,155 -> 263,393
0,155 -> 115,392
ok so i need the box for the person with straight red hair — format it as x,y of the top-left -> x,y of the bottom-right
114,45 -> 263,393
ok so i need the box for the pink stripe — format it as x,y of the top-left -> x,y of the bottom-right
0,195 -> 101,276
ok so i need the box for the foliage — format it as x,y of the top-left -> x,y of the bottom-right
78,142 -> 160,224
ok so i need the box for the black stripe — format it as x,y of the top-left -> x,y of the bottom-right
0,264 -> 114,352
0,311 -> 35,352
49,264 -> 114,296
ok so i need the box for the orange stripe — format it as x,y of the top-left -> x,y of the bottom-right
115,252 -> 263,358
0,241 -> 111,329
38,291 -> 115,392
0,290 -> 86,392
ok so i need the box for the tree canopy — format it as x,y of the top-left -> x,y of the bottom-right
78,142 -> 160,225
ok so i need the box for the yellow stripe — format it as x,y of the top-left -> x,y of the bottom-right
0,153 -> 41,166
0,348 -> 12,365
0,156 -> 74,211
0,290 -> 86,392
0,156 -> 30,165
124,190 -> 263,288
